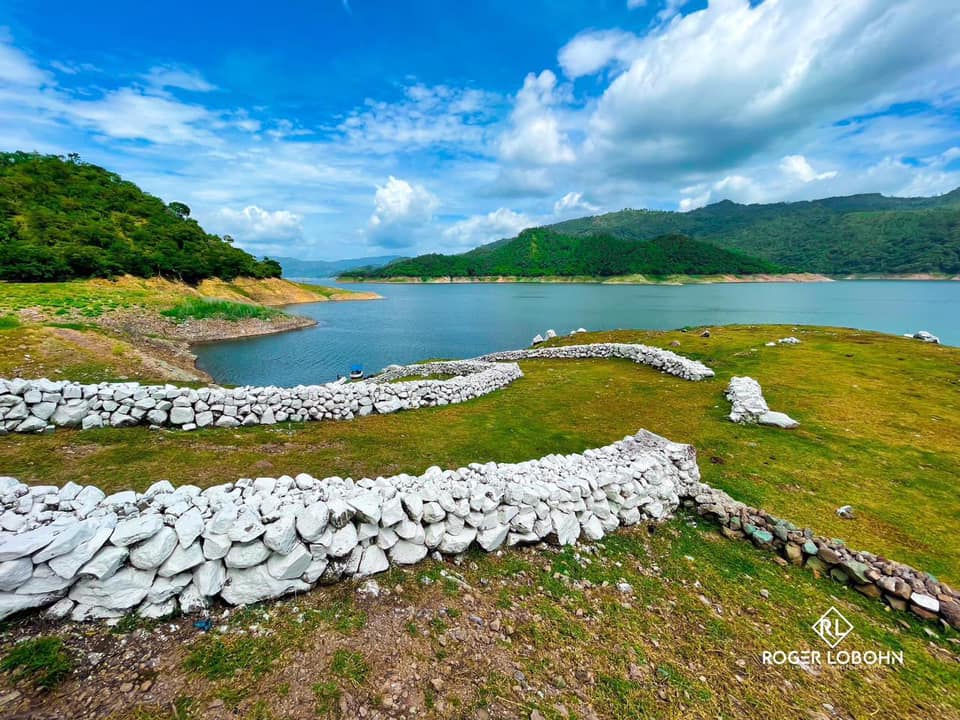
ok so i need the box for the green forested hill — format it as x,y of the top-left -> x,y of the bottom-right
548,189 -> 960,275
0,152 -> 281,282
358,187 -> 960,279
352,230 -> 779,279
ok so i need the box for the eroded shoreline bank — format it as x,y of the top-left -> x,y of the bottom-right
338,272 -> 960,285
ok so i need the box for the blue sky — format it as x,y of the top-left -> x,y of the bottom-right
1,0 -> 959,260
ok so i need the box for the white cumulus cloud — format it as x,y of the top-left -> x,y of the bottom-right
367,176 -> 440,249
780,155 -> 838,183
498,70 -> 575,166
554,191 -> 599,215
583,0 -> 960,176
442,208 -> 534,248
217,205 -> 303,241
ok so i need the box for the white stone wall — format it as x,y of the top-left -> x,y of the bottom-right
0,430 -> 699,622
725,376 -> 799,429
0,360 -> 522,434
0,344 -> 715,435
478,342 -> 716,381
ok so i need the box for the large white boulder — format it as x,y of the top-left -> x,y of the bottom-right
69,567 -> 156,610
110,515 -> 164,547
158,542 -> 205,577
220,564 -> 309,606
129,527 -> 178,570
264,515 -> 298,554
225,540 -> 270,569
0,558 -> 34,591
266,544 -> 312,580
0,525 -> 62,561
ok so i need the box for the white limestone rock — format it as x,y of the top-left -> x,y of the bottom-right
327,524 -> 359,558
174,508 -> 205,548
129,527 -> 178,570
551,510 -> 580,546
138,598 -> 177,619
111,514 -> 164,547
758,411 -> 799,429
159,542 -> 205,577
0,591 -> 63,621
0,558 -> 33,591
79,545 -> 129,580
266,544 -> 312,580
225,540 -> 270,569
193,560 -> 227,596
0,525 -> 62,561
439,527 -> 476,554
297,502 -> 330,541
220,564 -> 309,606
227,507 -> 265,543
202,534 -> 231,560
264,515 -> 298,554
389,540 -> 428,565
69,567 -> 155,610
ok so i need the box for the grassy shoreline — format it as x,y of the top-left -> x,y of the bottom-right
0,276 -> 378,383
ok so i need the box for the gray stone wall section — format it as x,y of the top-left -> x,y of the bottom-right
0,361 -> 522,435
477,342 -> 715,381
0,429 -> 697,622
0,343 -> 716,435
686,482 -> 960,630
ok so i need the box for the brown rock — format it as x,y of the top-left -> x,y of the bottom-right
818,546 -> 841,565
805,556 -> 828,577
784,543 -> 804,566
910,603 -> 939,621
855,583 -> 881,599
720,526 -> 744,540
885,594 -> 908,612
939,599 -> 960,630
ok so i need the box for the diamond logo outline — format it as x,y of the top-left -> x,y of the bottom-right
812,606 -> 853,648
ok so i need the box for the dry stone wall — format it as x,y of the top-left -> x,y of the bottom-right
477,342 -> 716,381
0,430 -> 700,622
0,343 -> 716,435
0,361 -> 522,435
687,482 -> 960,630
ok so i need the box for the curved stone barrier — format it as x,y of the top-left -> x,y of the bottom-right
688,483 -> 960,630
477,342 -> 715,382
0,344 -> 714,434
0,360 -> 522,435
0,430 -> 698,622
725,376 -> 798,428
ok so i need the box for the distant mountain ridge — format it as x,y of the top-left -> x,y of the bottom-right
274,255 -> 404,277
547,187 -> 960,275
348,231 -> 779,280
350,187 -> 960,279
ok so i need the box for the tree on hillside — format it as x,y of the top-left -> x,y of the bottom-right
0,152 -> 282,283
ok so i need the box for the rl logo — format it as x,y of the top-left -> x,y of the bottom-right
812,606 -> 854,648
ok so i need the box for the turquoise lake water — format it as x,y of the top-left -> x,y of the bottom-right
193,280 -> 959,386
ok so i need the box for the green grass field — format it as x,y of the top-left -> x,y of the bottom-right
1,324 -> 959,719
160,297 -> 280,322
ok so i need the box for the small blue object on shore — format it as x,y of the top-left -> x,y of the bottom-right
349,364 -> 364,380
194,618 -> 212,632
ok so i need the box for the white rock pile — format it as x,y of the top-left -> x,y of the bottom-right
0,430 -> 699,622
0,360 -> 522,435
907,330 -> 940,344
725,376 -> 799,429
479,343 -> 716,382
